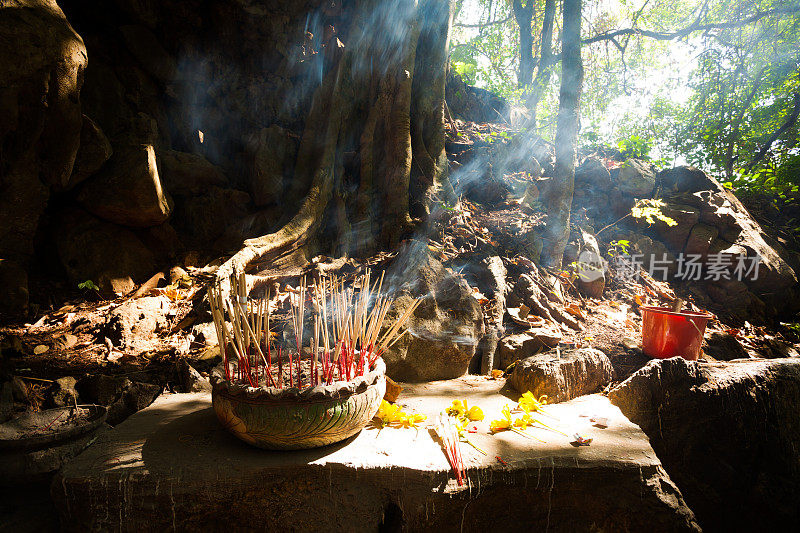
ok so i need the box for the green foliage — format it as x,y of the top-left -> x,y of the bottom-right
452,0 -> 800,193
607,239 -> 631,257
631,199 -> 678,226
617,134 -> 652,159
78,280 -> 100,292
452,60 -> 478,85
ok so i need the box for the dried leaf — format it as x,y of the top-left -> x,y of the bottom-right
33,344 -> 49,355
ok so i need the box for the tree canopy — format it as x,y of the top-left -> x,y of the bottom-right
451,0 -> 800,197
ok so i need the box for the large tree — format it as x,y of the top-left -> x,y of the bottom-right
215,0 -> 455,292
540,0 -> 583,267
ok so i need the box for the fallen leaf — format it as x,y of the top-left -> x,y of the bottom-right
55,334 -> 78,350
33,344 -> 49,355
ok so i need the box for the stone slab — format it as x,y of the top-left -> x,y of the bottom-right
53,378 -> 698,532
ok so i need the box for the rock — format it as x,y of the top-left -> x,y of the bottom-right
76,374 -> 162,426
648,201 -> 701,252
616,159 -> 655,197
53,384 -> 699,532
703,331 -> 749,361
168,265 -> 190,285
78,144 -> 173,228
496,332 -> 543,369
381,244 -> 484,381
105,296 -> 169,352
140,221 -> 183,260
10,376 -> 28,402
157,149 -> 227,197
632,234 -> 678,278
119,25 -> 177,82
683,223 -> 718,256
171,187 -> 251,248
660,165 -> 715,193
574,156 -> 612,189
175,359 -> 211,393
0,0 -> 86,304
508,348 -> 615,403
383,376 -> 402,403
65,115 -> 112,190
56,210 -> 157,295
575,229 -> 605,298
50,377 -> 78,407
0,259 -> 29,314
190,322 -> 219,347
445,68 -> 509,123
609,357 -> 800,531
661,167 -> 798,315
246,125 -> 297,206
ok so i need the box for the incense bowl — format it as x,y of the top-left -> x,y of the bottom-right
211,358 -> 386,450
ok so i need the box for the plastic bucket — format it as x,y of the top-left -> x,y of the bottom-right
640,306 -> 713,361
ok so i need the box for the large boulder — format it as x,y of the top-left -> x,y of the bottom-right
78,144 -> 173,228
246,124 -> 298,206
157,149 -> 227,197
616,159 -> 655,197
119,25 -> 176,83
55,210 -> 157,295
496,332 -> 543,369
0,0 -> 87,313
574,156 -> 612,189
171,186 -> 252,248
63,114 -> 112,190
508,348 -> 615,402
381,244 -> 484,381
660,167 -> 798,316
609,357 -> 800,531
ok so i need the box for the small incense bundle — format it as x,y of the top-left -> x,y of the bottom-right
435,415 -> 466,486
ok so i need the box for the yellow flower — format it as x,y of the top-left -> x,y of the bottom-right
446,399 -> 466,418
518,391 -> 548,413
400,413 -> 427,428
513,413 -> 535,429
490,404 -> 513,433
374,400 -> 426,429
466,406 -> 484,421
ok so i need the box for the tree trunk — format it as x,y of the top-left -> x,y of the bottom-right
410,0 -> 455,219
540,0 -> 583,268
526,0 -> 556,128
512,0 -> 534,88
215,0 -> 454,294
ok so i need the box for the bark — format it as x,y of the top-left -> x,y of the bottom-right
410,0 -> 455,217
512,0 -> 534,88
746,91 -> 800,171
215,0 -> 453,294
541,0 -> 583,268
526,0 -> 556,128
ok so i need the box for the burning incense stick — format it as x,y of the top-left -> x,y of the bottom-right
208,268 -> 420,389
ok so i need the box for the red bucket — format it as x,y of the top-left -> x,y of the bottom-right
640,306 -> 713,361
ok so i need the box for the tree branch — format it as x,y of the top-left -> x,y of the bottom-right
746,91 -> 800,171
582,6 -> 800,45
454,14 -> 513,28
